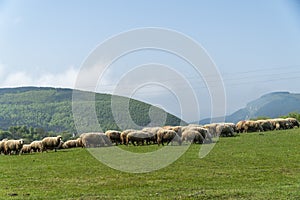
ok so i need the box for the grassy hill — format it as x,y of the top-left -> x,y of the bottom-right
0,129 -> 299,199
0,87 -> 184,133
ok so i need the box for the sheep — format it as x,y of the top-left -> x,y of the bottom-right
62,138 -> 83,149
20,144 -> 32,154
269,118 -> 291,130
286,117 -> 300,128
183,126 -> 213,143
105,130 -> 122,145
277,118 -> 292,129
0,139 -> 8,155
236,121 -> 246,133
41,135 -> 63,152
163,126 -> 183,137
237,120 -> 263,133
120,129 -> 135,145
4,139 -> 24,155
76,137 -> 83,147
156,129 -> 181,146
126,131 -> 150,146
268,119 -> 281,130
142,127 -> 162,144
181,130 -> 204,144
216,124 -> 235,137
203,123 -> 218,137
257,120 -> 274,131
30,141 -> 44,152
224,123 -> 237,132
80,132 -> 112,148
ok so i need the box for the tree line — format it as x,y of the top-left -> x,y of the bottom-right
0,126 -> 75,143
251,112 -> 300,122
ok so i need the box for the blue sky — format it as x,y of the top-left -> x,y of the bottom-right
0,0 -> 300,121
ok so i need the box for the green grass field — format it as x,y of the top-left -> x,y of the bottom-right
0,129 -> 299,200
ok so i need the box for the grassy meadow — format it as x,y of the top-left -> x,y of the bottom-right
0,129 -> 299,199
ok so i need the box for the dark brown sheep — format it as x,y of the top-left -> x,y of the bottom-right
105,130 -> 122,145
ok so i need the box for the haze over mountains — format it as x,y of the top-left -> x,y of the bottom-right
200,92 -> 300,124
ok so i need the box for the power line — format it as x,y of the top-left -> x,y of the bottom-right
75,64 -> 300,95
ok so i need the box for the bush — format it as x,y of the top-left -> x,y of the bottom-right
280,112 -> 300,122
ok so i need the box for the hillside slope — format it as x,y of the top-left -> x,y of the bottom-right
0,87 -> 185,133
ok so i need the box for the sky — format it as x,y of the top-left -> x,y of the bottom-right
0,0 -> 300,122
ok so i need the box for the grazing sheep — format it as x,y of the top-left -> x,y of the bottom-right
181,130 -> 204,144
62,138 -> 83,149
236,121 -> 246,133
270,118 -> 291,130
224,123 -> 237,132
286,118 -> 300,128
80,132 -> 112,148
184,126 -> 213,142
120,129 -> 135,145
21,144 -> 32,154
0,139 -> 8,155
216,124 -> 235,137
105,130 -> 122,145
278,118 -> 292,129
142,127 -> 162,144
163,126 -> 183,137
203,123 -> 218,137
4,139 -> 24,155
41,135 -> 63,152
268,119 -> 281,130
76,137 -> 83,147
126,131 -> 150,146
239,120 -> 263,133
30,141 -> 44,152
257,120 -> 274,131
157,129 -> 181,146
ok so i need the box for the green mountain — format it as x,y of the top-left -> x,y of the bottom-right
0,87 -> 185,133
226,92 -> 300,123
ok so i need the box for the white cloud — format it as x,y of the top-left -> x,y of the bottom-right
0,66 -> 79,89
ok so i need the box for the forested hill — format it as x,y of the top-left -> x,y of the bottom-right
0,87 -> 184,133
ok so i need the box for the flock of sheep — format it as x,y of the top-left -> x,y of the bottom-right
0,135 -> 63,155
0,117 -> 299,155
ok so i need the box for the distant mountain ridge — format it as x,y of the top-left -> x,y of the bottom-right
0,87 -> 185,133
200,91 -> 300,124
